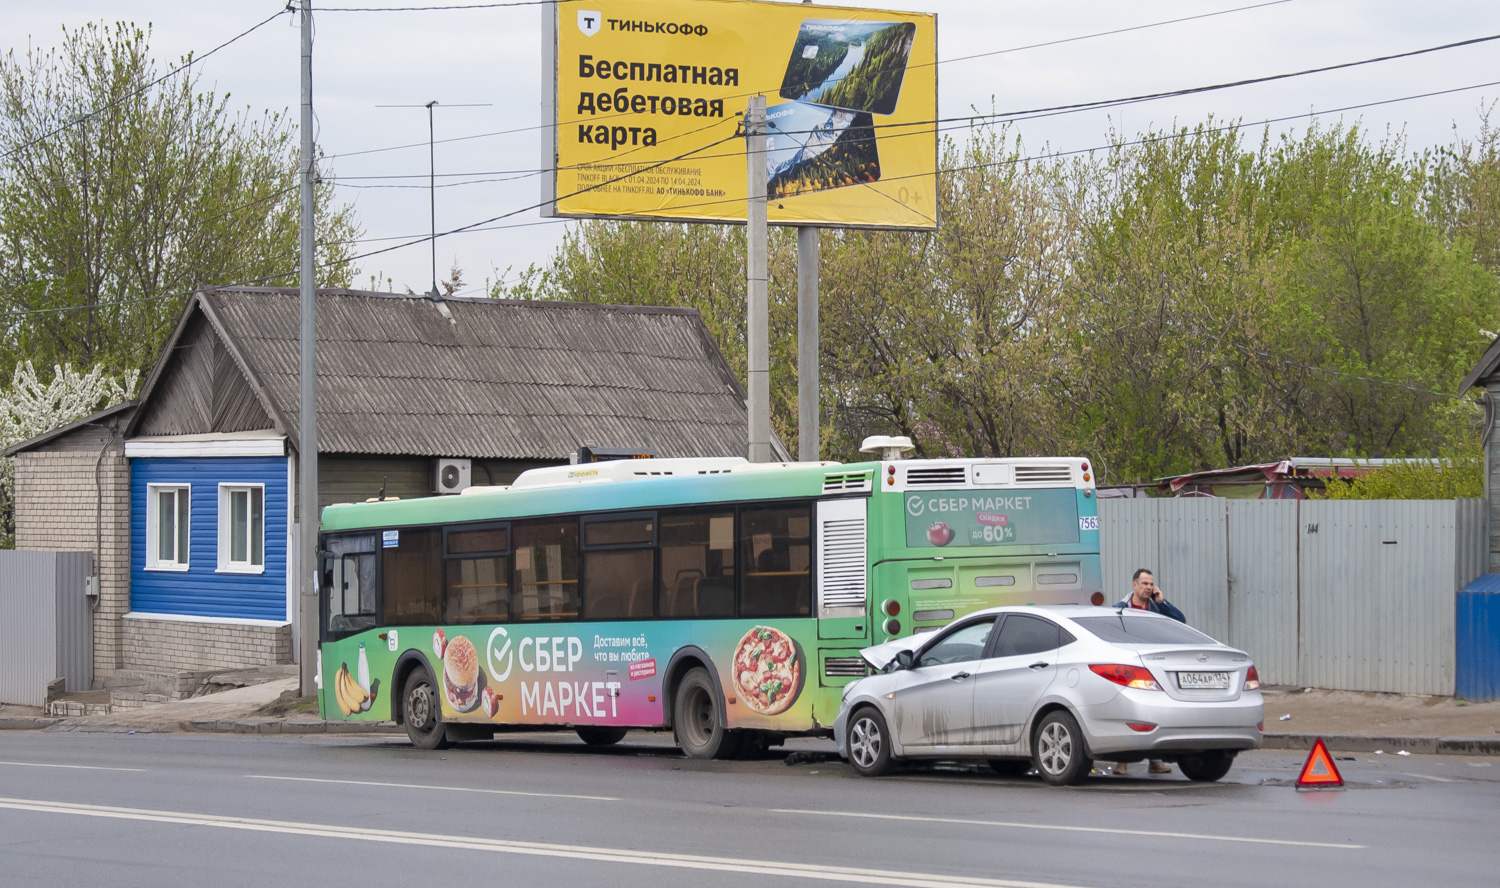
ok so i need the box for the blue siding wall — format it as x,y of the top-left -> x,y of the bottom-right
130,456 -> 289,620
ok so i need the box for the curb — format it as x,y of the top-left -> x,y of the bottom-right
1261,732 -> 1500,757
0,715 -> 399,735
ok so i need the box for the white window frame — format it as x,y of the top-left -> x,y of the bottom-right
145,484 -> 191,571
217,483 -> 266,574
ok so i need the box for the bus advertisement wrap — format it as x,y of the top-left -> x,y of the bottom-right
544,0 -> 937,229
323,619 -> 827,730
903,488 -> 1082,548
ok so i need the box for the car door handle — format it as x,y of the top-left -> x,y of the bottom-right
949,671 -> 971,681
1028,662 -> 1050,670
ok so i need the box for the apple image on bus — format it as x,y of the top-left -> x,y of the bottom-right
927,521 -> 952,546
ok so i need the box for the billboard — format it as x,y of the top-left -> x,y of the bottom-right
542,0 -> 937,229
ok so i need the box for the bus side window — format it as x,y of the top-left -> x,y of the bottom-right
513,519 -> 579,621
740,504 -> 812,618
658,510 -> 734,618
383,529 -> 442,625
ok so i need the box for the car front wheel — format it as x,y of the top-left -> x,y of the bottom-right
847,707 -> 896,776
1033,710 -> 1092,786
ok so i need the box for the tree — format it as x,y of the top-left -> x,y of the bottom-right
0,22 -> 362,379
0,361 -> 139,547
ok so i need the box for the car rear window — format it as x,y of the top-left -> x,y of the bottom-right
1073,615 -> 1216,645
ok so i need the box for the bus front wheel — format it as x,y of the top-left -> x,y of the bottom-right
673,667 -> 740,759
403,669 -> 452,750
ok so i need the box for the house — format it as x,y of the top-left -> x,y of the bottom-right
5,287 -> 766,688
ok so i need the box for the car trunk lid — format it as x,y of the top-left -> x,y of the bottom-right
1117,645 -> 1251,701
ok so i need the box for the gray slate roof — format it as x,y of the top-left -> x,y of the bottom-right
166,287 -> 756,460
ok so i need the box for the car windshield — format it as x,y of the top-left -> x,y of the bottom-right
1073,615 -> 1216,645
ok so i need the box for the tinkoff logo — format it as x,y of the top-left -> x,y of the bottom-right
577,9 -> 602,37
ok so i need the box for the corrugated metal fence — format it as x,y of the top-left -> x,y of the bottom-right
1100,498 -> 1485,695
0,550 -> 93,706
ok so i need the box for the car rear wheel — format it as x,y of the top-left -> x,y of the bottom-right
576,727 -> 629,746
402,669 -> 452,750
1033,710 -> 1091,786
1178,750 -> 1236,782
847,707 -> 895,776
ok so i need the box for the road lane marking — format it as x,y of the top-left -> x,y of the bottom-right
245,775 -> 618,801
0,796 -> 1091,888
771,808 -> 1364,850
1402,773 -> 1457,783
0,761 -> 145,773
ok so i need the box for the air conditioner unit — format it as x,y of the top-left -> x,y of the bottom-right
434,458 -> 471,494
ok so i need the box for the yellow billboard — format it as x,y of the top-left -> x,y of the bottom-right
542,0 -> 937,229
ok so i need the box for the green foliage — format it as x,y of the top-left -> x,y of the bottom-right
0,22 -> 362,379
1311,456 -> 1483,500
509,114 -> 1500,478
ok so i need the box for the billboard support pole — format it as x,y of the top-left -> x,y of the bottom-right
797,226 -> 819,461
746,96 -> 771,463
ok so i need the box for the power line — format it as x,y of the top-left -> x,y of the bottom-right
1,6 -> 292,162
321,0 -> 1297,161
316,1 -> 558,10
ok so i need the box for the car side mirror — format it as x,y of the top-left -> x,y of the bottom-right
894,650 -> 915,671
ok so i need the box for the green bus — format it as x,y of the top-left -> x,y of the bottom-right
316,450 -> 1103,757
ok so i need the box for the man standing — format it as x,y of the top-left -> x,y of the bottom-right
1117,568 -> 1186,623
1113,568 -> 1185,775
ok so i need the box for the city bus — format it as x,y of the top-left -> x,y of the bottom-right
315,445 -> 1103,757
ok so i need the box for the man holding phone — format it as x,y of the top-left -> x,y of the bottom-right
1113,568 -> 1186,774
1118,568 -> 1186,623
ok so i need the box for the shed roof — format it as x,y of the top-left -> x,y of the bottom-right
1460,335 -> 1500,394
126,287 -> 763,461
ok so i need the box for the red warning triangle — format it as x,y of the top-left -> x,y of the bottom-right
1296,737 -> 1344,788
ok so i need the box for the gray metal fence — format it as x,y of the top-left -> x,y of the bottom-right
0,550 -> 93,706
1099,498 -> 1485,695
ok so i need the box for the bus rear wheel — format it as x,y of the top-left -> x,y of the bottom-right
403,669 -> 451,750
673,667 -> 740,759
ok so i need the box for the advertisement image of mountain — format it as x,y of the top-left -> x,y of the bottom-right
765,100 -> 880,201
778,19 -> 917,116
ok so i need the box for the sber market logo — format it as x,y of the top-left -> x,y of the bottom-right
577,9 -> 602,36
486,626 -> 513,682
906,495 -> 926,517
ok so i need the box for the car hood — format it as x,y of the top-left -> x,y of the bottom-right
860,635 -> 925,670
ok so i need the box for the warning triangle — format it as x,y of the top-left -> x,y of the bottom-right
1296,737 -> 1344,789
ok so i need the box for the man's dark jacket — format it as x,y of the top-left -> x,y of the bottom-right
1113,596 -> 1187,624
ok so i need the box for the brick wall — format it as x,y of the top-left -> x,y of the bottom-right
13,440 -> 130,682
123,616 -> 292,671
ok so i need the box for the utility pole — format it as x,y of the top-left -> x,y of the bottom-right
745,96 -> 771,463
796,226 -> 819,461
297,0 -> 319,697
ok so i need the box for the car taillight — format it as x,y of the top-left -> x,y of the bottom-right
1088,664 -> 1161,691
1126,722 -> 1157,732
1243,666 -> 1260,691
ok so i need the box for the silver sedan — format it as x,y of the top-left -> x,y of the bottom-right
833,605 -> 1264,785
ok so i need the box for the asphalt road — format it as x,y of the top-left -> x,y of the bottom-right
0,730 -> 1496,888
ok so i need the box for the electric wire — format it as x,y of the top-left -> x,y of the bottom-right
321,0 -> 1300,160
0,6 -> 292,162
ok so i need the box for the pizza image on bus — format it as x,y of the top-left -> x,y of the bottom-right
733,626 -> 803,716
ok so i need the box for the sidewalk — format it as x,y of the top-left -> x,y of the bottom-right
3,682 -> 1499,754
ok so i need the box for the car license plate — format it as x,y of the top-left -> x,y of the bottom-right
1177,671 -> 1229,689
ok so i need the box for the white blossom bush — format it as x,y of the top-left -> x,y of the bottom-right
0,362 -> 140,547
